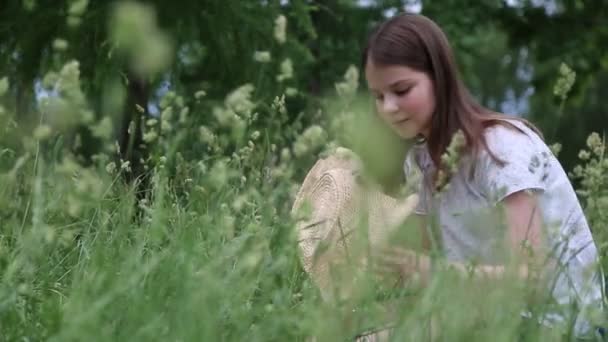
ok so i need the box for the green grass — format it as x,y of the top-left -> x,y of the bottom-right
0,10 -> 606,339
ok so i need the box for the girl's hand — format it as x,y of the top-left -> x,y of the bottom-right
372,246 -> 431,287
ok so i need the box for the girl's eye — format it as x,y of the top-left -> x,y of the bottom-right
395,88 -> 411,96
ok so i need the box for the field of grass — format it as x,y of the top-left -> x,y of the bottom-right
0,5 -> 607,341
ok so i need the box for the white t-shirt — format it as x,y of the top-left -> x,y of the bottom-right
404,119 -> 604,336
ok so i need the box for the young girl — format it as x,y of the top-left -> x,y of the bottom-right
363,13 -> 604,338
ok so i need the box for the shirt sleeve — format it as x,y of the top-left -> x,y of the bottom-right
476,124 -> 548,205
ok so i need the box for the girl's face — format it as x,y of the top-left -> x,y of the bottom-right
365,61 -> 436,139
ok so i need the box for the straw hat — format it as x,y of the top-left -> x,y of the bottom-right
291,148 -> 419,300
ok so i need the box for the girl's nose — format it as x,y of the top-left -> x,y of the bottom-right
382,95 -> 398,113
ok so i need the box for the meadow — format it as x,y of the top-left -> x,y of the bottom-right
0,2 -> 607,341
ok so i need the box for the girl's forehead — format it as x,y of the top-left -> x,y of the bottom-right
365,62 -> 421,88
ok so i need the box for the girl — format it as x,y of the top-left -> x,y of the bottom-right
363,13 -> 604,338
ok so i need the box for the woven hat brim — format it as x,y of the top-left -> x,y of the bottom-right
292,152 -> 418,299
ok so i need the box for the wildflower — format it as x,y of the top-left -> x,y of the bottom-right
281,147 -> 291,161
109,1 -> 172,77
160,91 -> 175,109
161,106 -> 173,121
52,38 -> 68,51
274,15 -> 287,44
253,51 -> 271,63
436,130 -> 466,192
586,132 -> 604,156
550,143 -> 562,157
335,146 -> 359,161
179,106 -> 189,124
120,160 -> 131,172
67,194 -> 82,217
194,90 -> 206,100
56,155 -> 80,176
23,0 -> 35,11
198,126 -> 215,145
175,96 -> 184,108
91,117 -> 113,139
74,169 -> 104,197
197,160 -> 207,173
143,130 -> 158,143
285,87 -> 298,97
161,118 -> 173,132
42,61 -> 93,130
213,107 -> 237,127
67,16 -> 81,28
81,110 -> 94,124
0,77 -> 7,96
335,65 -> 359,97
68,0 -> 88,16
225,84 -> 256,115
57,61 -> 84,103
127,120 -> 135,134
250,130 -> 260,140
276,59 -> 293,82
106,161 -> 116,174
135,103 -> 145,113
271,94 -> 287,115
293,125 -> 327,158
33,125 -> 52,140
232,195 -> 247,211
208,160 -> 229,189
553,63 -> 576,101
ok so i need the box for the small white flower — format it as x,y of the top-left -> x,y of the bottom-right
199,126 -> 216,144
143,130 -> 158,143
91,117 -> 113,139
68,0 -> 89,16
53,38 -> 69,51
225,84 -> 255,115
179,106 -> 189,123
253,51 -> 271,63
274,15 -> 287,44
285,87 -> 298,97
276,59 -> 293,82
195,90 -> 206,100
106,162 -> 117,174
335,65 -> 359,97
293,125 -> 326,158
120,160 -> 131,172
0,77 -> 8,96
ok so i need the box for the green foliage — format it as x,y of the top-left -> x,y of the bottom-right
572,132 -> 608,267
0,1 -> 607,340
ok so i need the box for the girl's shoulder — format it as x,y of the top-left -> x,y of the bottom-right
482,118 -> 548,158
474,118 -> 557,202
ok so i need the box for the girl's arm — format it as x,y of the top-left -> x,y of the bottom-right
376,190 -> 547,283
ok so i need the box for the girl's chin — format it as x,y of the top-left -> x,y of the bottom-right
395,129 -> 419,140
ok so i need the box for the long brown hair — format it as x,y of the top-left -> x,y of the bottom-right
361,13 -> 541,177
